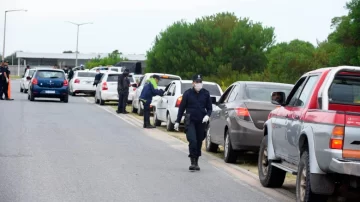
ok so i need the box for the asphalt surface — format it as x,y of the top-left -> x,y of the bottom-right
0,80 -> 286,202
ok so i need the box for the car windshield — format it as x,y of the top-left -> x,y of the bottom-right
245,84 -> 292,102
78,72 -> 96,77
157,77 -> 181,87
36,70 -> 65,79
181,83 -> 222,95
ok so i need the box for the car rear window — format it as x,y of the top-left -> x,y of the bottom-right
128,76 -> 134,82
36,70 -> 65,79
78,72 -> 96,77
107,74 -> 119,82
329,74 -> 360,104
245,84 -> 292,102
157,76 -> 181,87
181,83 -> 221,95
29,69 -> 35,76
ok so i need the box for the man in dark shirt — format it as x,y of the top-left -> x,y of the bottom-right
117,69 -> 130,114
0,60 -> 12,100
93,69 -> 102,86
174,74 -> 212,171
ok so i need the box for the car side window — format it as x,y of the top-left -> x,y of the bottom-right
218,85 -> 234,104
286,77 -> 307,106
293,75 -> 319,107
227,84 -> 239,102
167,84 -> 175,96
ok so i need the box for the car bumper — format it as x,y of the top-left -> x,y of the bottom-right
32,87 -> 68,98
329,158 -> 360,177
72,84 -> 96,93
101,91 -> 118,101
229,119 -> 263,150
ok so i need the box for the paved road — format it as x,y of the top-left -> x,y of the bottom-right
0,80 -> 288,202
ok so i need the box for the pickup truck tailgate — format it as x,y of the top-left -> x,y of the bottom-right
343,113 -> 360,159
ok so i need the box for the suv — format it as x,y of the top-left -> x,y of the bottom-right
28,68 -> 69,102
258,66 -> 360,201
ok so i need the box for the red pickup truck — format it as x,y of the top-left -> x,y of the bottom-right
259,66 -> 360,201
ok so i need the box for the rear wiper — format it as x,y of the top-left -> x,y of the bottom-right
50,76 -> 59,79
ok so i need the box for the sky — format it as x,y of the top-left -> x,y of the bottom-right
0,0 -> 350,56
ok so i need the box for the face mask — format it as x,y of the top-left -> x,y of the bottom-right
194,83 -> 203,91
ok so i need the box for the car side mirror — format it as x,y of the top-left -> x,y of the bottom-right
26,76 -> 31,80
271,91 -> 286,106
131,83 -> 138,88
166,91 -> 172,96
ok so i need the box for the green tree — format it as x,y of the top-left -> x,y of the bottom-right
85,50 -> 127,68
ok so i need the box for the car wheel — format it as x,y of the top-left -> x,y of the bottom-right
137,102 -> 144,116
258,135 -> 286,188
99,98 -> 105,105
24,89 -> 28,93
224,130 -> 237,163
166,113 -> 174,131
30,93 -> 35,101
153,109 -> 162,126
296,150 -> 328,202
27,94 -> 30,100
62,95 -> 69,103
20,87 -> 23,92
94,96 -> 99,104
205,128 -> 219,152
132,102 -> 138,113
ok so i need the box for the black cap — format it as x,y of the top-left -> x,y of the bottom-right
192,74 -> 202,82
153,74 -> 161,80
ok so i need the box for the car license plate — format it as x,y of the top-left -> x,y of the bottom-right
45,90 -> 55,94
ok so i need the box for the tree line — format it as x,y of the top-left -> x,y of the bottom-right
145,0 -> 360,89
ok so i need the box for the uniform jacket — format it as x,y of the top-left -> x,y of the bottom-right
93,73 -> 103,86
139,78 -> 164,103
176,88 -> 212,123
117,74 -> 130,93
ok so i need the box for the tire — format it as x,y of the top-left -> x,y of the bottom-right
224,130 -> 238,163
296,150 -> 328,202
62,96 -> 69,103
258,135 -> 286,188
95,96 -> 99,104
27,94 -> 30,100
20,87 -> 23,92
137,102 -> 144,116
153,109 -> 162,126
131,102 -> 138,113
24,89 -> 28,93
205,128 -> 219,152
166,113 -> 174,131
30,93 -> 35,101
99,98 -> 105,105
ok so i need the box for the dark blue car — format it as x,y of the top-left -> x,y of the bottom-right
28,68 -> 69,103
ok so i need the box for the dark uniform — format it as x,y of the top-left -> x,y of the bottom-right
139,75 -> 164,128
0,61 -> 11,100
93,71 -> 102,87
68,68 -> 74,81
117,69 -> 130,114
175,74 -> 212,171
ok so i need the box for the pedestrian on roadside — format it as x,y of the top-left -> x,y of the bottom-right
93,69 -> 102,87
174,74 -> 212,171
80,64 -> 85,70
139,75 -> 164,128
0,60 -> 12,100
117,69 -> 131,114
68,67 -> 74,81
23,65 -> 30,77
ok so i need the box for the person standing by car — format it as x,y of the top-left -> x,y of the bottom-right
93,69 -> 102,87
139,75 -> 164,128
0,61 -> 12,100
116,69 -> 131,114
23,65 -> 30,77
174,74 -> 212,171
68,67 -> 74,81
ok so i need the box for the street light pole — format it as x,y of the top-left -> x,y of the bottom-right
2,9 -> 27,62
66,21 -> 93,67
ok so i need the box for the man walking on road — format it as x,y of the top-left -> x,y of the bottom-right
174,74 -> 212,171
139,75 -> 164,128
116,69 -> 130,114
0,61 -> 12,100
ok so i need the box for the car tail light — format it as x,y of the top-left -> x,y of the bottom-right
74,79 -> 80,83
330,126 -> 344,149
63,80 -> 69,86
175,96 -> 182,107
32,78 -> 38,85
235,107 -> 252,121
102,82 -> 108,90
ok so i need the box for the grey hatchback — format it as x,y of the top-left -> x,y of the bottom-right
205,81 -> 293,163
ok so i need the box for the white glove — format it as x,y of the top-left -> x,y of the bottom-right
202,115 -> 209,123
174,122 -> 179,131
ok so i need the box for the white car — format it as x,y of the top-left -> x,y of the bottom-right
128,74 -> 143,103
154,80 -> 223,131
20,68 -> 36,93
69,71 -> 97,96
131,73 -> 182,116
94,72 -> 122,105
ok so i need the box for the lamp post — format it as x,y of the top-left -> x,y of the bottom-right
66,21 -> 93,67
2,9 -> 27,62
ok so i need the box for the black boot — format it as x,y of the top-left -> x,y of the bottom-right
194,157 -> 200,171
144,122 -> 155,128
189,157 -> 196,171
